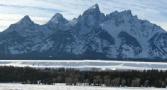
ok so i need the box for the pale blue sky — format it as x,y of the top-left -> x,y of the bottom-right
0,0 -> 167,31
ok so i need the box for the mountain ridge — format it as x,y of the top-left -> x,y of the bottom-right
0,4 -> 167,61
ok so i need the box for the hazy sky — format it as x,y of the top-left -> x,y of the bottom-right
0,0 -> 167,31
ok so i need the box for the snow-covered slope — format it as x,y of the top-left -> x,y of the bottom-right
0,4 -> 167,60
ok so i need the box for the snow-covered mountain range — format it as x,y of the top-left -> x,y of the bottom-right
0,4 -> 167,60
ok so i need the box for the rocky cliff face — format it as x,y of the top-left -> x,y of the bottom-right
0,4 -> 167,60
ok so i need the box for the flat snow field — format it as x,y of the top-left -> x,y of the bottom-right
1,60 -> 167,70
0,83 -> 166,90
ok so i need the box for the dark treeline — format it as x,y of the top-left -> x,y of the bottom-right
0,66 -> 167,88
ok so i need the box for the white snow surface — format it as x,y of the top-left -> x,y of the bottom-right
0,60 -> 167,71
0,83 -> 166,90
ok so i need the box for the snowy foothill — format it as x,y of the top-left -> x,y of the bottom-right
0,83 -> 166,90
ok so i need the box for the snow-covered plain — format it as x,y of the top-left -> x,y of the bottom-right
0,83 -> 166,90
0,60 -> 167,70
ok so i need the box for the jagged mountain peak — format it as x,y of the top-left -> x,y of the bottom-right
17,15 -> 34,25
89,4 -> 99,10
120,10 -> 132,15
4,15 -> 37,33
48,13 -> 68,24
107,10 -> 133,19
53,13 -> 63,18
83,4 -> 101,15
77,4 -> 105,29
22,15 -> 31,20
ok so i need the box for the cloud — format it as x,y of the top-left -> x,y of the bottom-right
0,4 -> 63,13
